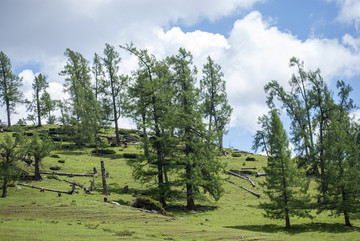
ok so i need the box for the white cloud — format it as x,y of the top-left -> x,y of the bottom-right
327,0 -> 360,31
1,1 -> 360,134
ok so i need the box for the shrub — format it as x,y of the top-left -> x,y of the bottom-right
123,153 -> 137,159
132,196 -> 167,215
49,165 -> 61,171
50,154 -> 60,158
231,153 -> 241,157
245,157 -> 256,161
91,149 -> 116,155
110,143 -> 117,147
115,230 -> 133,236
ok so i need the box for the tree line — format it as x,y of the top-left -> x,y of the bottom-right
0,46 -> 232,209
254,57 -> 360,228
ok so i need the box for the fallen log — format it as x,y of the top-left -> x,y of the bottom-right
40,171 -> 94,177
17,183 -> 78,194
63,179 -> 84,188
227,180 -> 260,198
227,170 -> 256,187
256,172 -> 267,177
241,167 -> 257,170
63,179 -> 92,194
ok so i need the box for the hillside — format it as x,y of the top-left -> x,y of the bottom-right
0,125 -> 359,240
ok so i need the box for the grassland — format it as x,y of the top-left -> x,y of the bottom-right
0,126 -> 359,240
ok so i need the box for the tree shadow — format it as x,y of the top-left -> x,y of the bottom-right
225,222 -> 360,234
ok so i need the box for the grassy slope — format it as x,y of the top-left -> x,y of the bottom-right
0,127 -> 359,240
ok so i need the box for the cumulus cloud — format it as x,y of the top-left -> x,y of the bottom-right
1,1 -> 360,135
329,0 -> 360,30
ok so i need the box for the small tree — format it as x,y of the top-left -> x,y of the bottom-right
259,109 -> 311,228
0,133 -> 24,198
28,134 -> 53,181
0,51 -> 23,127
26,73 -> 49,127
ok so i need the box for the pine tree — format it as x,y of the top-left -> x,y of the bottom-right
259,109 -> 311,228
0,133 -> 24,197
59,48 -> 98,147
121,44 -> 175,207
26,73 -> 49,127
28,133 -> 53,181
102,44 -> 127,146
169,48 -> 224,210
0,51 -> 23,127
200,56 -> 232,153
319,81 -> 360,227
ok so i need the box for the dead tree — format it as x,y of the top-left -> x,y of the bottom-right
101,161 -> 109,195
226,180 -> 260,198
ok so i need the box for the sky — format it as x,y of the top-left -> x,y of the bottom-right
1,0 -> 360,152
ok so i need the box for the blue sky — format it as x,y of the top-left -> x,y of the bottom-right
1,0 -> 360,152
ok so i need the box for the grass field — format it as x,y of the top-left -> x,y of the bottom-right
0,127 -> 359,240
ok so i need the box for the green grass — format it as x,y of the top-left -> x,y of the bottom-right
1,127 -> 360,240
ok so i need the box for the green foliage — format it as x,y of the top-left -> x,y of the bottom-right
115,230 -> 133,236
123,153 -> 137,159
0,133 -> 25,197
259,110 -> 312,228
200,56 -> 232,151
28,133 -> 54,180
60,49 -> 98,147
49,165 -> 61,171
318,81 -> 360,227
133,196 -> 168,215
25,73 -> 49,127
231,153 -> 241,157
245,157 -> 256,161
92,149 -> 116,155
0,51 -> 23,127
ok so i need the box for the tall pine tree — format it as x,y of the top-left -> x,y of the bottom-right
200,56 -> 232,153
0,51 -> 23,127
259,109 -> 311,228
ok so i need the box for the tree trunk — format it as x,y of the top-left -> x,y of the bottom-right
344,211 -> 352,227
6,99 -> 11,127
186,163 -> 195,210
110,77 -> 121,146
101,161 -> 109,195
34,156 -> 42,181
2,176 -> 8,198
285,209 -> 291,229
141,112 -> 149,157
36,89 -> 42,127
1,154 -> 10,198
17,183 -> 78,194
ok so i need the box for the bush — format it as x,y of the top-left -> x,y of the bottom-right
92,149 -> 116,155
58,160 -> 65,163
231,153 -> 241,157
49,165 -> 61,171
123,153 -> 137,159
50,154 -> 60,158
132,196 -> 167,215
245,157 -> 256,161
110,143 -> 117,147
115,230 -> 133,236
